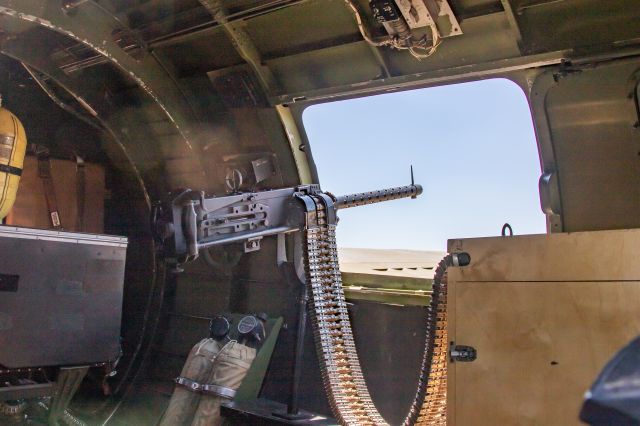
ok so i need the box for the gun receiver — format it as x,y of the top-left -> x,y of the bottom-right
161,182 -> 422,267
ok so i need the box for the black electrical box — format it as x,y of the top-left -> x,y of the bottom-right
370,0 -> 401,24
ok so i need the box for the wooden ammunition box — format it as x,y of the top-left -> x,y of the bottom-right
447,229 -> 640,425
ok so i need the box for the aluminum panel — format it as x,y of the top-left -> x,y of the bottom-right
0,226 -> 127,368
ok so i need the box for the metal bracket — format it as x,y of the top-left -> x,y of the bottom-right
316,193 -> 337,226
199,0 -> 278,96
553,60 -> 583,82
244,237 -> 262,253
48,366 -> 89,424
175,377 -> 237,399
395,0 -> 462,37
294,193 -> 318,230
539,171 -> 562,215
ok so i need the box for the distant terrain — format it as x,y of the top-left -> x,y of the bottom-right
338,247 -> 445,278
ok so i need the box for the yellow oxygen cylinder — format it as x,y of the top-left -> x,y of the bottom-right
0,101 -> 27,220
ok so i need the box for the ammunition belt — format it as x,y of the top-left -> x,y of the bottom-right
303,196 -> 448,425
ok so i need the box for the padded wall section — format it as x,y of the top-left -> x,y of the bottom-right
539,59 -> 640,232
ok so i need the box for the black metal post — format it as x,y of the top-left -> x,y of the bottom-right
273,263 -> 313,421
288,276 -> 308,415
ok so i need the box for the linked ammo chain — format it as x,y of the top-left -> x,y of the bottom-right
302,194 -> 449,425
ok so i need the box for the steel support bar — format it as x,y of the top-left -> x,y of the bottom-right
0,383 -> 54,401
199,0 -> 278,95
57,0 -> 311,71
125,0 -> 309,47
275,105 -> 313,184
270,50 -> 567,104
197,226 -> 297,250
0,1 -> 198,149
516,0 -> 567,14
500,0 -> 524,48
367,44 -> 392,78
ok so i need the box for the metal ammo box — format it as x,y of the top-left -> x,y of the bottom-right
0,226 -> 127,368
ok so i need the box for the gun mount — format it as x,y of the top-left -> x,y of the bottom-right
160,181 -> 422,267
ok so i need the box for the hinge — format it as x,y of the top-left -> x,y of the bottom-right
553,59 -> 582,82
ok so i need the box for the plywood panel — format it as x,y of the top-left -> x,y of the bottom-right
447,229 -> 640,282
450,281 -> 640,426
447,229 -> 640,425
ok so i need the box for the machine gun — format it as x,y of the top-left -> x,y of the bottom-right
157,174 -> 428,424
159,177 -> 422,268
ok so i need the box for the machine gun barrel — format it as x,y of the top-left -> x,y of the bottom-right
334,184 -> 423,210
164,180 -> 423,267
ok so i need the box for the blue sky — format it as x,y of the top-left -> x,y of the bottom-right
302,78 -> 546,252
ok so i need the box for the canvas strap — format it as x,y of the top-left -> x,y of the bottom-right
34,146 -> 61,229
75,155 -> 85,232
174,377 -> 237,399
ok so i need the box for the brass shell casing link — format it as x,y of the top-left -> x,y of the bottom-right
304,197 -> 448,425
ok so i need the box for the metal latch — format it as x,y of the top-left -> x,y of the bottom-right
450,344 -> 477,362
244,237 -> 262,253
